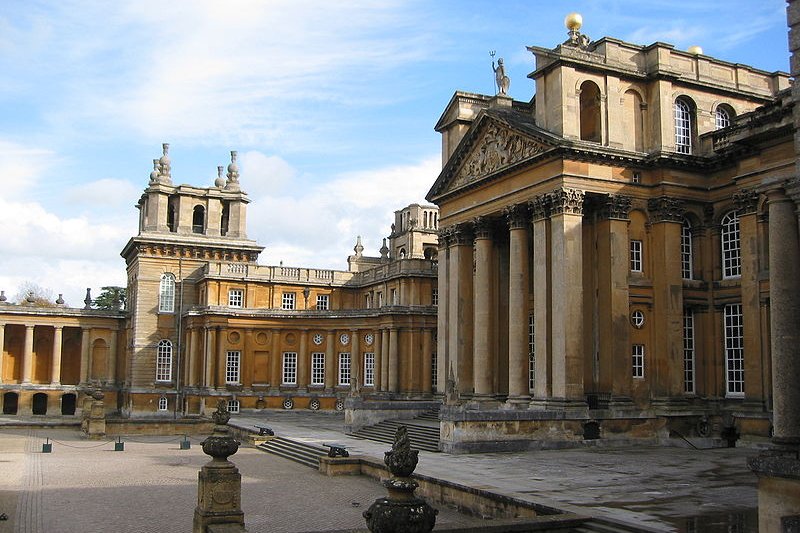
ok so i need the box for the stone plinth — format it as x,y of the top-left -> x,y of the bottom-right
749,451 -> 800,533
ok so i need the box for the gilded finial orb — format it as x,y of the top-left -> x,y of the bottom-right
687,45 -> 703,55
565,12 -> 583,31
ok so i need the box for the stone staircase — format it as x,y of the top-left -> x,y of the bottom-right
571,519 -> 657,532
257,437 -> 327,468
348,410 -> 441,453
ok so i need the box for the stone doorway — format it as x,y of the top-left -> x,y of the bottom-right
3,392 -> 19,415
61,393 -> 77,415
32,392 -> 48,415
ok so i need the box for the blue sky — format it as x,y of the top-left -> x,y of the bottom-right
0,0 -> 790,306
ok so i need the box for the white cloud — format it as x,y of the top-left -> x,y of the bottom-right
64,178 -> 140,212
239,151 -> 297,197
249,155 -> 441,269
0,140 -> 59,199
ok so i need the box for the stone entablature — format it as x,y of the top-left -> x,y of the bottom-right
529,38 -> 789,98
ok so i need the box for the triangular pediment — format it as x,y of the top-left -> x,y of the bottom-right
428,112 -> 559,201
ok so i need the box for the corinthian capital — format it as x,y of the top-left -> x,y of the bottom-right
597,194 -> 632,220
647,196 -> 685,223
733,188 -> 759,215
503,204 -> 530,230
528,194 -> 552,221
472,216 -> 493,240
549,187 -> 585,215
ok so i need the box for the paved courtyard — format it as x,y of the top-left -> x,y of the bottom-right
0,412 -> 762,532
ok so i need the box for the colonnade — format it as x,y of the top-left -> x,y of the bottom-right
0,323 -> 117,386
182,325 -> 435,394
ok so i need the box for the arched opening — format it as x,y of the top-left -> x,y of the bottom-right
2,392 -> 18,415
399,248 -> 407,259
220,201 -> 230,236
579,81 -> 602,142
32,392 -> 48,415
715,104 -> 735,130
61,393 -> 77,415
167,203 -> 177,232
192,205 -> 205,234
623,89 -> 644,151
423,247 -> 437,260
91,338 -> 108,380
674,97 -> 696,154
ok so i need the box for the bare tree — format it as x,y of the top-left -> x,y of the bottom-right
13,282 -> 60,307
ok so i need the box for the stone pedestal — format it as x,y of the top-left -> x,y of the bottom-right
82,390 -> 107,438
193,401 -> 246,533
749,451 -> 800,533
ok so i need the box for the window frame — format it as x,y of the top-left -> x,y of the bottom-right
282,292 -> 296,310
338,352 -> 351,386
632,344 -> 645,378
225,350 -> 241,385
724,304 -> 745,397
681,219 -> 693,280
311,352 -> 325,386
159,273 -> 176,313
156,339 -> 173,382
721,211 -> 741,279
364,352 -> 375,387
715,106 -> 731,130
630,240 -> 643,273
683,309 -> 696,394
158,396 -> 168,411
316,294 -> 329,310
282,352 -> 298,385
228,288 -> 244,308
674,98 -> 692,154
227,399 -> 240,414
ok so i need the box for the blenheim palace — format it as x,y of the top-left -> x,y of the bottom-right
1,18 -> 799,455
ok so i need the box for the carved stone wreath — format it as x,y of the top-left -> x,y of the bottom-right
309,398 -> 321,411
282,397 -> 294,410
335,399 -> 345,411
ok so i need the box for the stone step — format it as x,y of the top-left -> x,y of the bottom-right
355,427 -> 439,445
350,422 -> 440,452
258,437 -> 326,469
572,519 -> 654,533
357,422 -> 439,439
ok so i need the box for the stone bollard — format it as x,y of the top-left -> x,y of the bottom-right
193,400 -> 247,533
84,390 -> 106,438
363,425 -> 437,533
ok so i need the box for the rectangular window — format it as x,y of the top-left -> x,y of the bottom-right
364,352 -> 375,386
683,309 -> 695,394
632,344 -> 645,378
632,172 -> 641,184
681,222 -> 693,280
528,313 -> 535,391
227,399 -> 240,414
390,288 -> 398,305
431,351 -> 438,393
311,352 -> 325,386
282,352 -> 297,385
724,304 -> 744,397
228,289 -> 243,308
377,292 -> 383,307
156,341 -> 172,382
365,293 -> 372,308
225,351 -> 241,384
432,288 -> 438,306
316,294 -> 329,310
630,240 -> 643,272
282,292 -> 296,310
338,352 -> 351,386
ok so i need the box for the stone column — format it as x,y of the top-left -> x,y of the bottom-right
325,331 -> 335,390
505,204 -> 531,403
107,329 -> 118,384
350,330 -> 360,389
549,188 -> 586,407
79,327 -> 91,385
765,186 -> 800,445
472,217 -> 494,399
436,228 -> 450,394
380,329 -> 389,392
22,325 -> 34,384
734,189 -> 765,403
298,329 -> 309,390
374,330 -> 383,391
203,327 -> 214,388
422,328 -> 433,394
215,327 -> 225,387
271,329 -> 282,387
529,195 -> 551,403
448,224 -> 474,397
0,323 -> 5,384
188,327 -> 199,387
51,326 -> 64,385
647,196 -> 686,403
597,195 -> 633,404
388,328 -> 399,393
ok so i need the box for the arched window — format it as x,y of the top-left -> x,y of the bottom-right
674,98 -> 693,154
167,203 -> 177,232
158,396 -> 168,411
192,205 -> 205,234
681,218 -> 693,280
156,340 -> 172,382
159,273 -> 175,312
721,211 -> 741,278
715,105 -> 733,130
579,81 -> 602,142
399,248 -> 407,259
623,90 -> 644,151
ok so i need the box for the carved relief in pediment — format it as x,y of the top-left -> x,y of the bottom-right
449,123 -> 549,191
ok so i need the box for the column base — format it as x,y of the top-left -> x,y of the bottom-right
529,397 -> 587,414
465,395 -> 502,409
503,396 -> 531,409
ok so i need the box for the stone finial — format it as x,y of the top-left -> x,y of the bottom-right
225,150 -> 240,190
215,165 -> 225,188
354,235 -> 364,257
149,159 -> 160,184
84,288 -> 92,310
564,12 -> 591,49
159,143 -> 171,181
363,425 -> 437,532
26,291 -> 36,304
0,290 -> 6,303
380,238 -> 389,260
56,294 -> 65,306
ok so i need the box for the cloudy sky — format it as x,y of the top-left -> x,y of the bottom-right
0,0 -> 789,306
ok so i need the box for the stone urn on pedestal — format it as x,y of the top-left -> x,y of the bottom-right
193,400 -> 246,533
363,426 -> 437,533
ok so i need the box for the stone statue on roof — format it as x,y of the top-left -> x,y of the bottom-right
493,57 -> 510,96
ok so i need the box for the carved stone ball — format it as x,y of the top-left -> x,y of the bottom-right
564,12 -> 583,31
